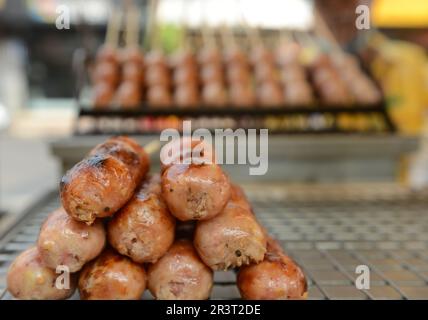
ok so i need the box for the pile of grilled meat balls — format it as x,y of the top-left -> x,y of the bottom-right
92,42 -> 381,109
7,136 -> 307,300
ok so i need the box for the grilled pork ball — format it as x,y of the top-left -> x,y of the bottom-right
170,50 -> 197,69
251,46 -> 275,66
145,50 -> 168,69
108,175 -> 176,264
122,61 -> 144,85
281,64 -> 307,83
173,65 -> 199,86
93,82 -> 114,108
202,81 -> 228,107
147,85 -> 172,108
257,81 -> 284,107
283,81 -> 314,106
194,187 -> 267,270
78,249 -> 146,300
60,136 -> 149,224
198,47 -> 222,65
200,64 -> 224,84
318,80 -> 352,105
147,240 -> 213,300
38,207 -> 106,272
226,64 -> 251,85
92,61 -> 119,88
237,238 -> 307,300
162,161 -> 231,221
96,45 -> 119,64
224,47 -> 249,67
120,46 -> 144,66
254,63 -> 278,83
146,65 -> 171,88
7,246 -> 77,300
230,83 -> 256,107
276,42 -> 301,66
115,80 -> 142,109
174,84 -> 200,108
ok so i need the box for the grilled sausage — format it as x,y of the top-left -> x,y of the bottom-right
161,138 -> 231,221
60,136 -> 149,224
237,238 -> 307,300
78,249 -> 146,300
147,240 -> 213,300
7,246 -> 77,300
38,207 -> 106,272
194,186 -> 267,270
108,175 -> 176,263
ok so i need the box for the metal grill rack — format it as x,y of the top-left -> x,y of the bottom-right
2,184 -> 428,300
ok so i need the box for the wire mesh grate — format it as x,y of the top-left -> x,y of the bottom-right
1,184 -> 428,300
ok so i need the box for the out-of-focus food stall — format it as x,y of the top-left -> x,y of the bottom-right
1,0 -> 428,301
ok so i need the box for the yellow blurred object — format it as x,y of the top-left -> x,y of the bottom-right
372,0 -> 428,28
369,35 -> 428,135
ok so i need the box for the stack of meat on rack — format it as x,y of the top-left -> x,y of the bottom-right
7,136 -> 307,300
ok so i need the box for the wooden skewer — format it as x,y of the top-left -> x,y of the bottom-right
180,0 -> 193,52
237,0 -> 261,49
279,28 -> 293,44
144,139 -> 161,155
220,24 -> 236,50
313,8 -> 342,53
200,0 -> 216,49
105,9 -> 122,48
125,7 -> 140,48
144,0 -> 160,50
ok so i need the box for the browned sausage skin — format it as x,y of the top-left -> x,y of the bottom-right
161,138 -> 230,221
78,249 -> 146,300
7,246 -> 77,300
237,238 -> 308,300
194,186 -> 266,270
147,240 -> 213,300
38,207 -> 106,272
60,136 -> 149,225
108,174 -> 176,263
